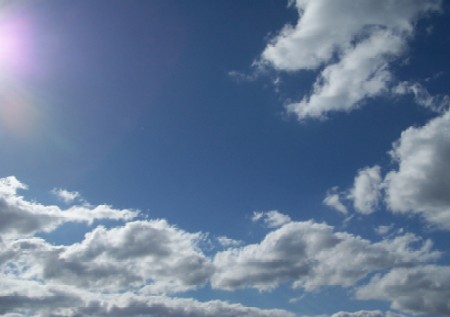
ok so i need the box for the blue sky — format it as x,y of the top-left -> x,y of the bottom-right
1,1 -> 450,316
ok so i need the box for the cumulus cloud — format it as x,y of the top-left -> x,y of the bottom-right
1,176 -> 446,316
211,220 -> 438,291
384,109 -> 450,229
348,166 -> 382,214
323,187 -> 348,214
2,220 -> 213,294
357,265 -> 450,316
330,108 -> 450,226
0,176 -> 137,236
252,210 -> 292,228
258,0 -> 441,119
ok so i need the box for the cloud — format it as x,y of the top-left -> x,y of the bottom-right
0,176 -> 137,236
286,30 -> 403,119
51,188 -> 81,203
393,81 -> 450,113
374,225 -> 395,236
323,187 -> 348,214
330,310 -> 405,317
348,166 -> 382,214
0,277 -> 295,317
252,210 -> 292,228
258,0 -> 441,120
211,220 -> 438,291
3,220 -> 213,294
329,108 -> 450,227
357,265 -> 450,316
77,294 -> 295,317
217,236 -> 242,248
384,109 -> 450,229
0,176 -> 446,316
0,176 -> 27,195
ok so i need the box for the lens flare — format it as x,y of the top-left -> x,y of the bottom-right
0,15 -> 31,77
0,5 -> 42,140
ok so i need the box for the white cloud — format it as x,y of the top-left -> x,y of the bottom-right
0,176 -> 27,195
393,81 -> 450,113
252,210 -> 292,228
357,265 -> 450,316
211,220 -> 438,291
1,176 -> 447,316
330,310 -> 405,317
323,187 -> 348,214
348,166 -> 382,214
0,176 -> 137,237
3,220 -> 213,294
0,277 -> 295,317
286,31 -> 403,119
51,188 -> 81,203
384,109 -> 450,229
217,236 -> 242,248
330,109 -> 450,228
258,0 -> 441,120
374,225 -> 394,236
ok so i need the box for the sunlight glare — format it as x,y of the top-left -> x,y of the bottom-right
0,10 -> 41,140
0,17 -> 29,76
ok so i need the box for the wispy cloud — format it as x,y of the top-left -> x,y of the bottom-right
393,81 -> 450,112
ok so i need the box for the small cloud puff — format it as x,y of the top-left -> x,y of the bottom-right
51,188 -> 81,203
217,236 -> 242,248
348,165 -> 382,215
323,187 -> 348,214
252,210 -> 292,228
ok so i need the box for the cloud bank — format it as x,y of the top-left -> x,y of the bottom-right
2,177 -> 447,316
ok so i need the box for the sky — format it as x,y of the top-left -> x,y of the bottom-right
1,0 -> 450,316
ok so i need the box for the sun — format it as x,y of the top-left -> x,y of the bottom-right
0,10 -> 39,140
0,16 -> 29,76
